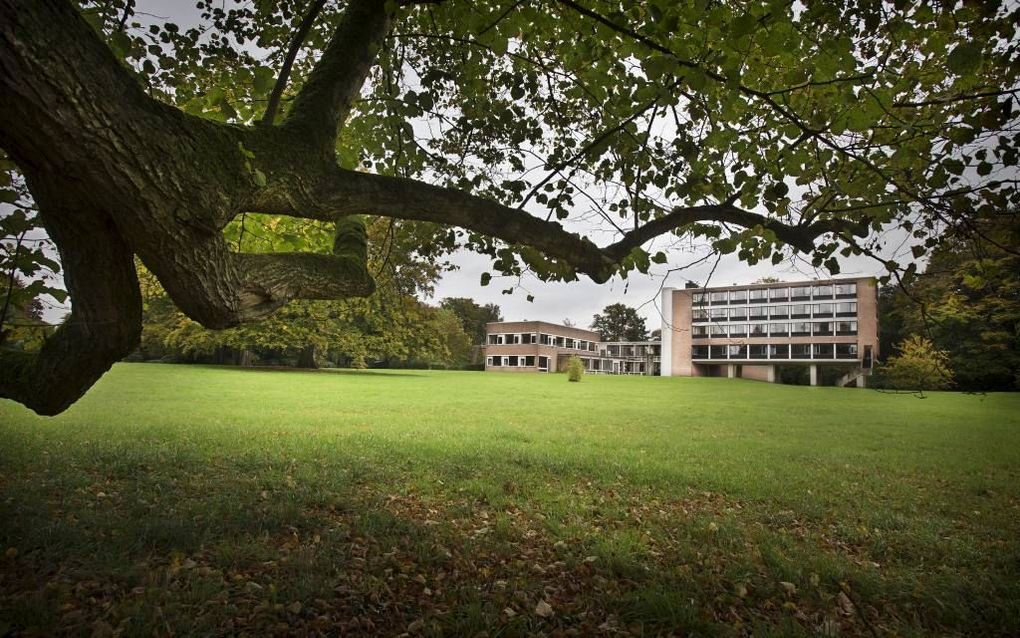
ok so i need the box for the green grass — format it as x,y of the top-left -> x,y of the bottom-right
1,364 -> 1018,636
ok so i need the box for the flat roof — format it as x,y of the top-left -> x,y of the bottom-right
667,275 -> 874,293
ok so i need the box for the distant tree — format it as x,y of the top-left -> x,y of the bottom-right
754,276 -> 782,284
431,308 -> 474,369
878,212 -> 1019,390
650,328 -> 662,340
882,336 -> 954,396
591,303 -> 648,342
439,297 -> 502,345
562,318 -> 576,328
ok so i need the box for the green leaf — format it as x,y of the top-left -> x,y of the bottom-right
480,272 -> 491,286
253,66 -> 276,94
253,169 -> 267,187
946,42 -> 983,75
730,13 -> 757,38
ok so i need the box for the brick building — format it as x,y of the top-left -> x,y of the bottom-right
660,277 -> 878,385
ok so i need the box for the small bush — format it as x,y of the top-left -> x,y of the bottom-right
567,356 -> 584,382
881,335 -> 954,395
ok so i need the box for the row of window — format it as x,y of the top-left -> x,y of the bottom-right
487,332 -> 598,352
692,302 -> 856,322
693,283 -> 857,305
487,355 -> 549,369
692,343 -> 859,360
693,321 -> 857,338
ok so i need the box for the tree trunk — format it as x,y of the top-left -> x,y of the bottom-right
297,345 -> 318,369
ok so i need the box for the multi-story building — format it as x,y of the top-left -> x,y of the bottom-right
660,277 -> 878,385
484,320 -> 661,375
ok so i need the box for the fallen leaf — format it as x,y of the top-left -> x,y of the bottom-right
535,600 -> 554,618
779,581 -> 797,597
836,591 -> 855,615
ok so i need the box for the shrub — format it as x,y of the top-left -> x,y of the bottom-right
881,335 -> 954,395
567,356 -> 584,382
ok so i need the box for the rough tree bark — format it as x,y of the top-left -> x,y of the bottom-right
0,0 -> 864,414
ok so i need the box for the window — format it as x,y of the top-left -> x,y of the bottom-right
789,304 -> 811,318
693,325 -> 709,338
692,345 -> 709,359
729,324 -> 748,337
791,344 -> 811,359
790,285 -> 812,300
835,282 -> 857,297
506,334 -> 520,345
749,345 -> 768,359
769,344 -> 790,359
524,355 -> 536,366
710,308 -> 728,321
749,306 -> 768,320
769,305 -> 789,319
521,333 -> 533,345
577,340 -> 587,351
836,343 -> 858,359
749,288 -> 768,303
487,356 -> 497,366
564,338 -> 574,349
710,345 -> 728,359
729,307 -> 747,321
769,323 -> 789,337
836,302 -> 857,316
710,291 -> 728,304
730,290 -> 747,303
540,333 -> 551,345
812,322 -> 834,336
538,356 -> 549,371
488,334 -> 502,345
769,287 -> 789,301
812,343 -> 834,359
728,345 -> 747,359
692,308 -> 709,322
692,292 -> 708,305
813,284 -> 834,298
554,336 -> 565,347
791,322 -> 811,337
836,321 -> 857,335
589,342 -> 597,352
507,355 -> 519,366
813,303 -> 834,318
709,325 -> 727,337
750,323 -> 769,337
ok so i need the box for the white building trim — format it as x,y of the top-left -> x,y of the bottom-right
660,287 -> 674,376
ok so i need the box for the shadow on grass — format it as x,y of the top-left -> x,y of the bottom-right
185,364 -> 429,378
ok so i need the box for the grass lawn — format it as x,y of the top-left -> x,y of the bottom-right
1,364 -> 1019,636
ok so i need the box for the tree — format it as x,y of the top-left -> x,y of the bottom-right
592,303 -> 648,342
439,298 -> 502,345
0,0 -> 1017,414
881,335 -> 954,396
878,212 -> 1020,390
566,355 -> 584,382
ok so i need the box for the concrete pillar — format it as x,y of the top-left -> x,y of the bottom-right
727,364 -> 737,379
856,373 -> 865,388
809,364 -> 818,386
766,365 -> 776,383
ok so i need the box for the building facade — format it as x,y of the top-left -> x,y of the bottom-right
660,277 -> 878,385
484,321 -> 660,375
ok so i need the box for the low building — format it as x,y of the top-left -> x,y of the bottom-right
484,320 -> 660,374
660,277 -> 878,385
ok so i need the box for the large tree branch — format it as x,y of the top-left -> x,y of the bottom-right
0,176 -> 141,416
261,0 -> 329,126
250,167 -> 869,281
281,0 -> 395,148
